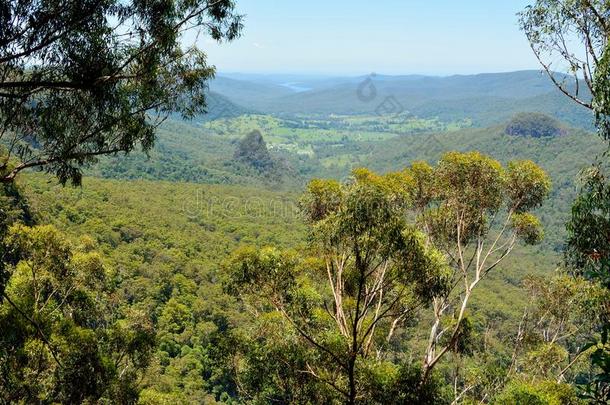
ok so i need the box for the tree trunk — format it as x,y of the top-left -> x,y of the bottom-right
348,357 -> 356,405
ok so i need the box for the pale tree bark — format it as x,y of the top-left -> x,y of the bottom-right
422,207 -> 518,383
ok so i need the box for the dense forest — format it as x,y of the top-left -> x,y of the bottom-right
0,0 -> 609,404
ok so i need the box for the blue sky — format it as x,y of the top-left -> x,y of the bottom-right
196,0 -> 540,76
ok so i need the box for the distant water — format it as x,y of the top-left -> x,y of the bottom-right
280,82 -> 311,92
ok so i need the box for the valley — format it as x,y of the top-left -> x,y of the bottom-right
17,70 -> 601,402
3,2 -> 610,403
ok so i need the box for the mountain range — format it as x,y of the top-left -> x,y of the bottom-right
206,70 -> 594,129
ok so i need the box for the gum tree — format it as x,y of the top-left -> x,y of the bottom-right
415,152 -> 551,383
519,0 -> 607,112
227,152 -> 551,403
0,0 -> 242,184
227,169 -> 450,404
521,1 -> 610,400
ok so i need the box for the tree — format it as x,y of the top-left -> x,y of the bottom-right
0,224 -> 155,403
521,1 -> 610,400
415,152 -> 551,384
0,0 -> 243,184
508,275 -> 608,382
226,152 -> 551,404
564,166 -> 610,402
566,166 -> 610,288
518,0 -> 606,112
227,169 -> 450,404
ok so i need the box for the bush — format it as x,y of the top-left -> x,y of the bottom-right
494,380 -> 582,405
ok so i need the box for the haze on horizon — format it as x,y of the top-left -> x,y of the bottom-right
196,0 -> 542,76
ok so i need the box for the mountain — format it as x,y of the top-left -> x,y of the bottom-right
194,91 -> 251,121
208,76 -> 294,111
210,70 -> 594,130
233,130 -> 274,170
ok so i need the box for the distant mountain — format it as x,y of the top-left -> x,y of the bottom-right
197,91 -> 252,121
208,76 -> 294,110
171,91 -> 251,122
210,70 -> 594,130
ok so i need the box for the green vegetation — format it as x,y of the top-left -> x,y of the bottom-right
505,113 -> 564,138
87,116 -> 602,254
521,1 -> 610,401
0,0 -> 242,184
20,175 -> 305,402
0,224 -> 155,403
227,153 -> 551,403
11,144 -> 603,403
1,0 -> 609,402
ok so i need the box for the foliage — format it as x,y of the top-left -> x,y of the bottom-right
0,0 -> 243,184
519,0 -> 602,112
495,380 -> 582,405
505,112 -> 564,138
505,274 -> 608,389
227,169 -> 451,403
21,174 -> 306,402
411,152 -> 550,384
578,325 -> 610,403
566,166 -> 610,288
225,152 -> 551,403
523,2 -> 610,400
0,1 -> 605,402
0,223 -> 155,403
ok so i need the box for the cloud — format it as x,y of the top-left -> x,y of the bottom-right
253,42 -> 264,49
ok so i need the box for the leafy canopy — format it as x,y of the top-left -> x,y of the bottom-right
0,0 -> 243,184
227,168 -> 451,404
226,152 -> 551,403
0,224 -> 155,403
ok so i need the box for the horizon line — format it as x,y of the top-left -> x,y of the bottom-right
216,68 -> 550,79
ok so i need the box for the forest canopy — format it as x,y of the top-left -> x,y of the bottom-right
1,0 -> 610,403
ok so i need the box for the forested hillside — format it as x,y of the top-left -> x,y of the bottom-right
1,0 -> 610,403
14,168 -> 558,402
90,113 -> 602,252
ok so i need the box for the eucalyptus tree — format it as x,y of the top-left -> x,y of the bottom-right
0,0 -> 242,184
227,152 -> 551,404
408,152 -> 551,383
520,1 -> 610,279
519,0 -> 607,115
510,275 -> 609,383
521,2 -> 610,400
228,169 -> 450,404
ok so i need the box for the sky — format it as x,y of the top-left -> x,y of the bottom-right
195,0 -> 541,76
